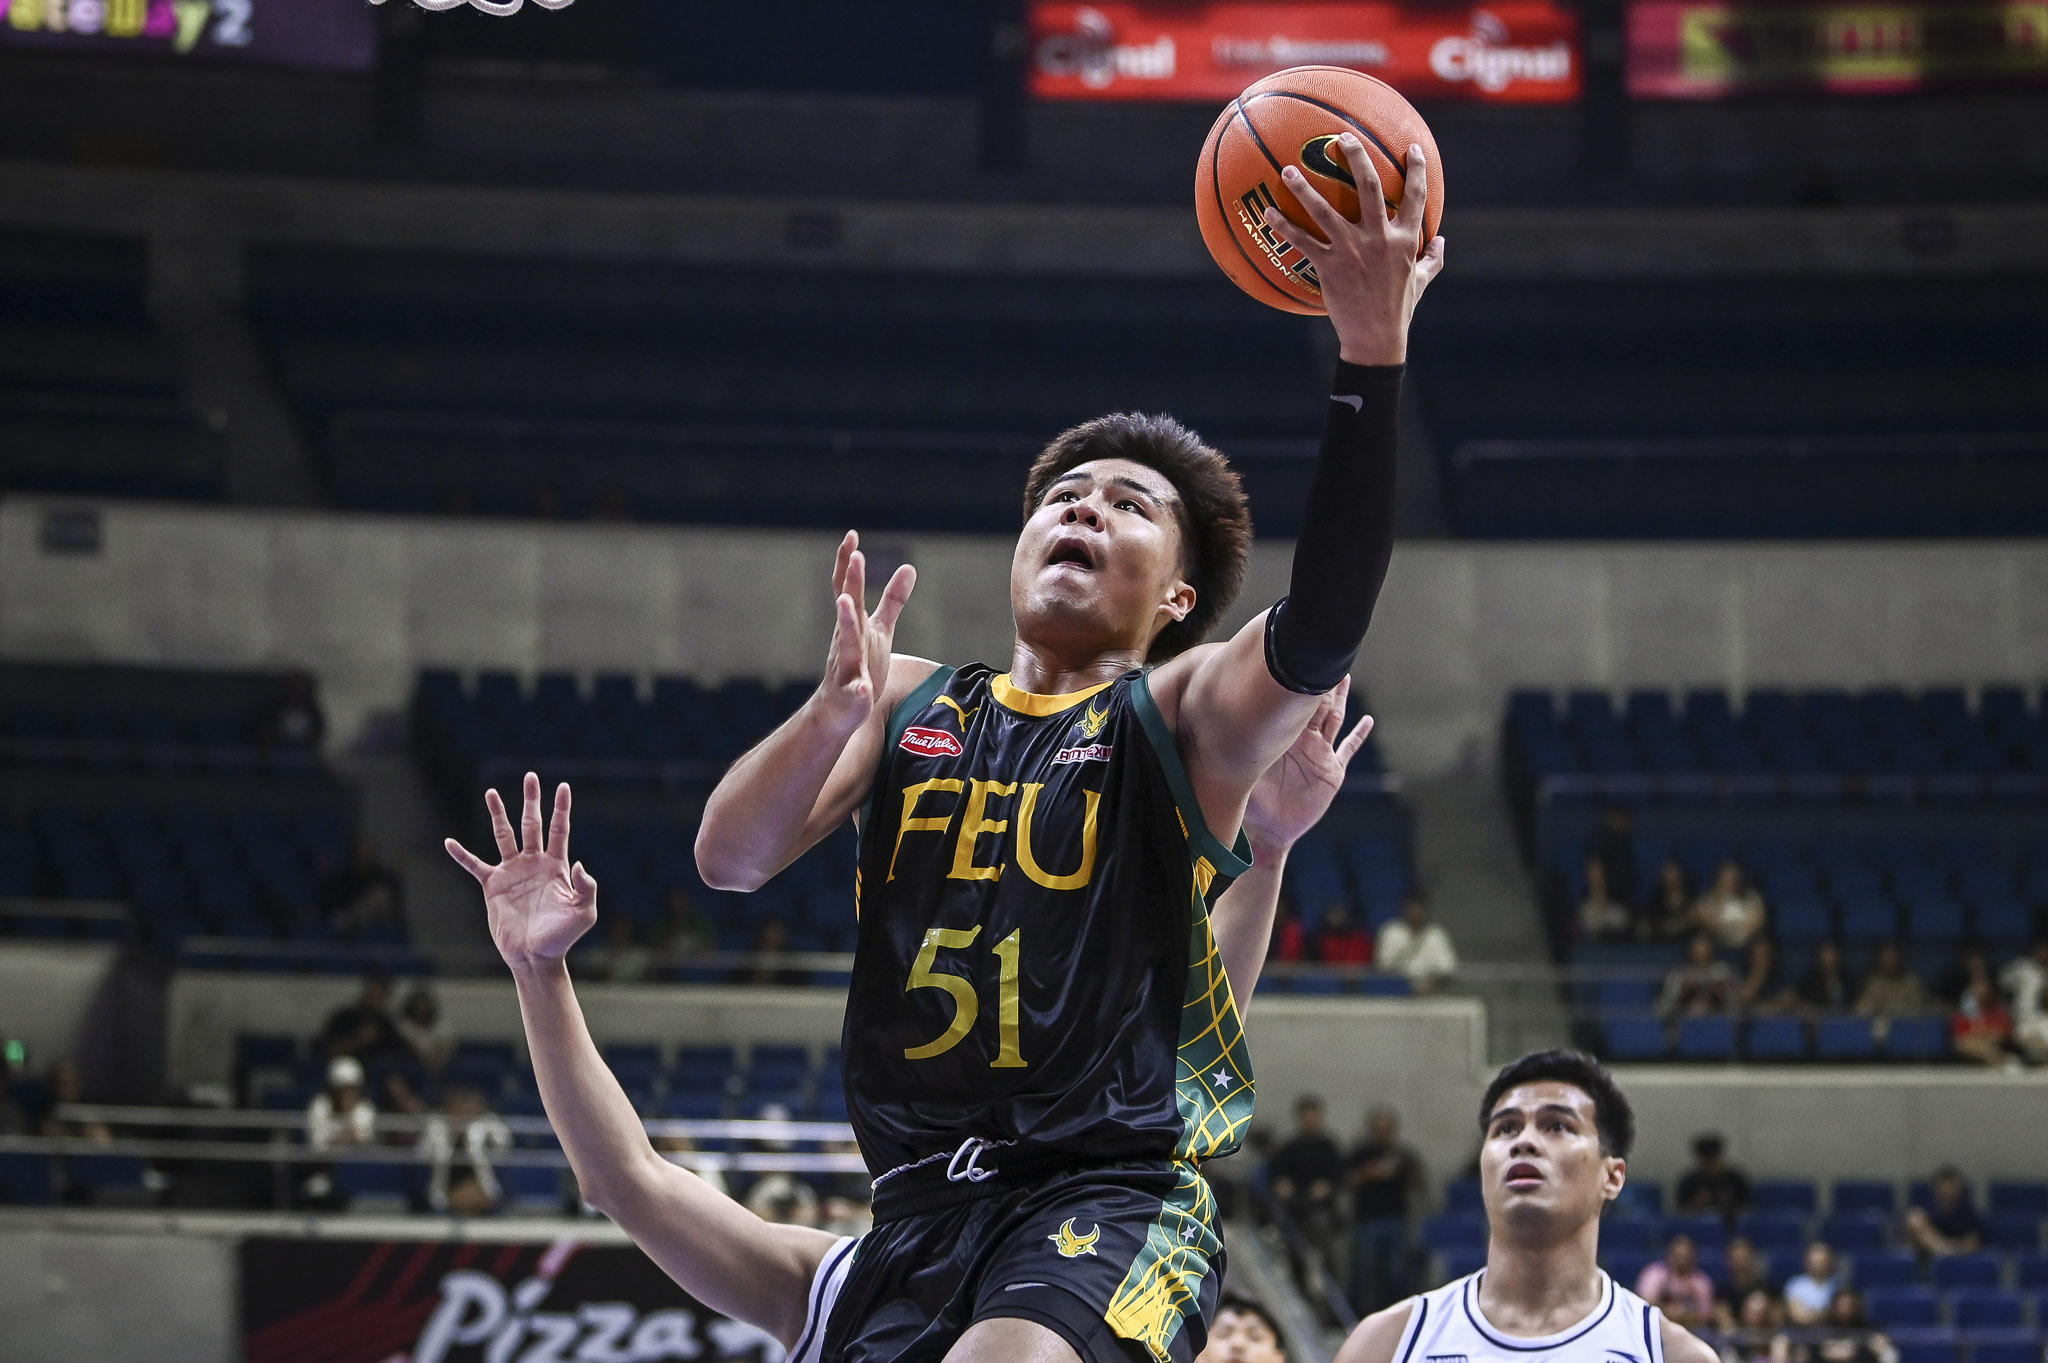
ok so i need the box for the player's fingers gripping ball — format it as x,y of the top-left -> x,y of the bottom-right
1195,64 -> 1445,315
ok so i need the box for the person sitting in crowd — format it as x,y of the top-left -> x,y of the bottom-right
1715,1237 -> 1774,1331
1198,1298 -> 1288,1363
1634,1232 -> 1716,1330
396,986 -> 453,1077
1346,1105 -> 1423,1315
1793,1286 -> 1897,1363
1903,1165 -> 1985,1258
818,1138 -> 875,1239
1375,892 -> 1457,993
1315,902 -> 1373,966
587,913 -> 656,983
301,1054 -> 377,1209
319,970 -> 408,1066
422,1085 -> 513,1216
1269,1095 -> 1346,1290
1999,937 -> 2048,1065
1950,954 -> 2015,1067
1784,1242 -> 1843,1326
1659,932 -> 1739,1018
1579,857 -> 1634,941
1737,937 -> 1792,1015
318,835 -> 405,934
1855,941 -> 1933,1023
1589,806 -> 1641,910
740,1102 -> 820,1226
1724,1287 -> 1785,1362
743,918 -> 808,987
1269,896 -> 1306,964
1647,858 -> 1694,938
653,885 -> 715,959
1677,1132 -> 1753,1219
1796,940 -> 1857,1015
1692,859 -> 1767,950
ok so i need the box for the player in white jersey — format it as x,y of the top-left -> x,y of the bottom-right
1336,1051 -> 1717,1363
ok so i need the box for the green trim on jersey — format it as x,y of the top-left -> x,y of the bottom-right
856,665 -> 956,919
1128,671 -> 1256,1163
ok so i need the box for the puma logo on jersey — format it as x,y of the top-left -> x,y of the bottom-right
900,726 -> 964,758
1049,1219 -> 1099,1257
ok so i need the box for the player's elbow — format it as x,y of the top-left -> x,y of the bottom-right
694,826 -> 768,893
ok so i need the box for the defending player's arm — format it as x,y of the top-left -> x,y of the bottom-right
1332,1301 -> 1416,1363
448,775 -> 835,1348
696,532 -> 937,891
1660,1317 -> 1722,1363
1213,678 -> 1373,1009
1151,139 -> 1443,837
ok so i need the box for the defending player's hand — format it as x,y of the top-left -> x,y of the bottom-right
446,771 -> 598,973
817,530 -> 917,734
1241,676 -> 1373,856
1261,137 -> 1445,366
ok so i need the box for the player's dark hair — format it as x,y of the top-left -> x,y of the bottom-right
1479,1049 -> 1635,1159
1216,1296 -> 1285,1345
1022,412 -> 1252,661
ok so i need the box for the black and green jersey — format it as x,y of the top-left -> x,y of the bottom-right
844,662 -> 1256,1179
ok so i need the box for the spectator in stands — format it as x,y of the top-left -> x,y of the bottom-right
1375,893 -> 1458,993
1270,899 -> 1306,965
1676,1132 -> 1752,1219
1269,1096 -> 1345,1280
653,885 -> 714,959
1198,1298 -> 1288,1363
2000,938 -> 2048,1065
818,1139 -> 874,1238
1854,941 -> 1932,1024
741,1101 -> 820,1227
743,918 -> 808,987
396,986 -> 453,1077
1714,1237 -> 1774,1330
1795,940 -> 1857,1015
318,835 -> 405,934
1692,859 -> 1767,950
1949,955 -> 2016,1068
1346,1105 -> 1423,1314
37,1060 -> 110,1143
588,914 -> 656,984
261,670 -> 326,750
319,970 -> 408,1065
1315,901 -> 1373,966
1659,932 -> 1739,1019
301,1055 -> 377,1209
1589,806 -> 1641,910
1578,857 -> 1634,941
1783,1242 -> 1842,1326
1802,1286 -> 1896,1363
1902,1165 -> 1984,1258
1725,1287 -> 1784,1362
1737,937 -> 1792,1015
1647,858 -> 1694,938
1635,1232 -> 1716,1329
422,1086 -> 513,1216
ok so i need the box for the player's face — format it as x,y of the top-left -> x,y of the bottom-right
1480,1081 -> 1625,1236
1198,1308 -> 1285,1363
1012,459 -> 1194,655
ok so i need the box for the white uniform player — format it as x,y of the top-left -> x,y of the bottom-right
1387,1270 -> 1668,1363
1336,1051 -> 1716,1363
788,1236 -> 858,1363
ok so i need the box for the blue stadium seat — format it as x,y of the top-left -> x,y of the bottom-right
1851,1251 -> 1921,1289
499,1164 -> 561,1210
1605,1016 -> 1670,1060
1836,1181 -> 1899,1216
1663,1215 -> 1727,1251
334,1161 -> 412,1200
1676,1016 -> 1736,1060
1965,1331 -> 2046,1363
1931,1254 -> 2004,1290
1888,1331 -> 1960,1363
1602,1219 -> 1655,1254
1815,1015 -> 1877,1059
1986,1213 -> 2043,1252
1747,1017 -> 1808,1060
1950,1290 -> 2024,1329
0,1152 -> 55,1205
1885,1016 -> 1950,1060
1865,1288 -> 1940,1328
1443,1178 -> 1484,1214
1602,1250 -> 1652,1289
1739,1213 -> 1810,1254
1423,1215 -> 1488,1254
1440,1249 -> 1487,1284
1614,1181 -> 1665,1220
1754,1180 -> 1820,1215
1990,1183 -> 2048,1218
1821,1216 -> 1890,1252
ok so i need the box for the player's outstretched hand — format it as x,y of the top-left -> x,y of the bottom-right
445,772 -> 597,974
1261,137 -> 1444,366
1242,676 -> 1374,855
817,530 -> 917,734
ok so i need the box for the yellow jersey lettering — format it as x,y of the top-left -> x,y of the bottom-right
889,778 -> 963,882
1016,784 -> 1101,891
948,779 -> 1017,883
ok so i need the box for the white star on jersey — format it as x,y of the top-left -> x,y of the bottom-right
1210,1069 -> 1234,1091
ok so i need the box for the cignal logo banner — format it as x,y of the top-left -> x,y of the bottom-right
1629,0 -> 2048,96
242,1238 -> 788,1363
1029,1 -> 1582,103
0,0 -> 374,67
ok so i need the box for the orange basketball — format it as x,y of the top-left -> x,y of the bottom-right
1194,65 -> 1445,315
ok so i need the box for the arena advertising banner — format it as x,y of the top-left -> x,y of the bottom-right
241,1237 -> 791,1363
1628,0 -> 2048,95
1029,2 -> 1583,102
0,0 -> 376,70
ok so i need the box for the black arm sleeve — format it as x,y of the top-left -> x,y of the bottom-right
1263,360 -> 1404,694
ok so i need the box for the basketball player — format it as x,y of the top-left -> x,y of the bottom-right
1334,1051 -> 1717,1363
677,138 -> 1440,1363
445,688 -> 1371,1362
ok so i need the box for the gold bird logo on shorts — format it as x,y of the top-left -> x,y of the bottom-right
1049,1218 -> 1100,1258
